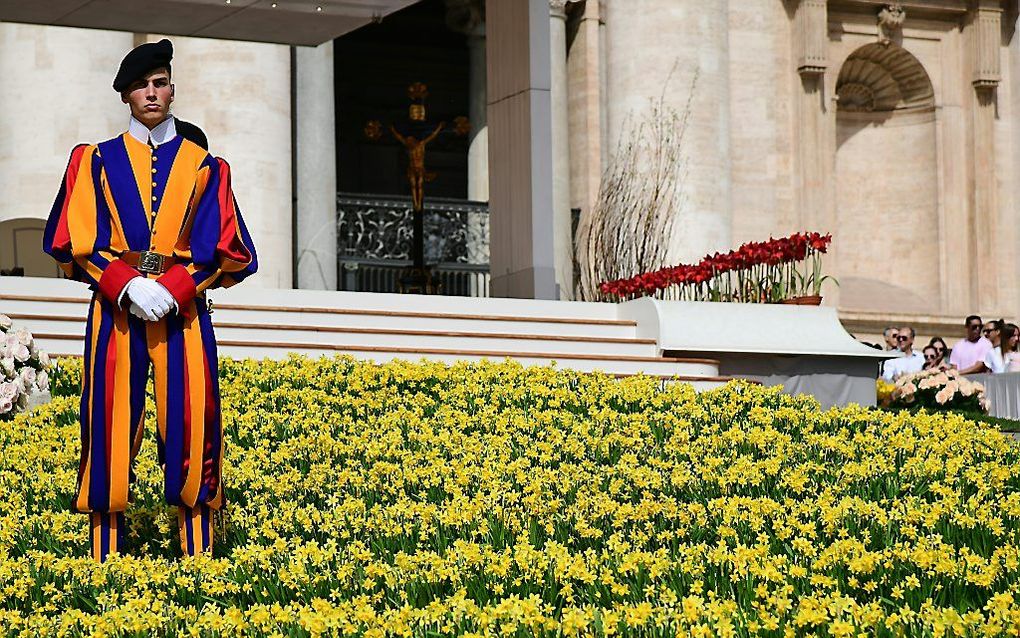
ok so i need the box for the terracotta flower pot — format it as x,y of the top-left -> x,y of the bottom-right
780,295 -> 822,306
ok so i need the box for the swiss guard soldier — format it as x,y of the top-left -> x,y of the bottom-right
42,38 -> 258,562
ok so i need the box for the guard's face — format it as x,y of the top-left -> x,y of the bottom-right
121,68 -> 174,128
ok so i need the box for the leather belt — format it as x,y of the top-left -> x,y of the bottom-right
120,250 -> 177,275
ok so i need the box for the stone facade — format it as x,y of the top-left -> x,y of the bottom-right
567,0 -> 1020,342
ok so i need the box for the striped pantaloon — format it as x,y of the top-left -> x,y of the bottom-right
74,292 -> 224,562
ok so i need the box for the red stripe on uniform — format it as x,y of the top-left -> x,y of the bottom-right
52,145 -> 88,253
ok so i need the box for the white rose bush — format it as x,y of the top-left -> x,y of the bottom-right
0,313 -> 51,419
886,367 -> 988,415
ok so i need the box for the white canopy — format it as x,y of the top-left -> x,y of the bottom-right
0,0 -> 417,46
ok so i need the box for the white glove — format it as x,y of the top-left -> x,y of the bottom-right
122,277 -> 177,322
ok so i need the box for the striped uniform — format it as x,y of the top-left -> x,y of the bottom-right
43,132 -> 257,562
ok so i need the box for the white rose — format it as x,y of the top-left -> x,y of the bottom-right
0,314 -> 10,330
0,358 -> 13,379
0,381 -> 17,401
13,328 -> 31,347
0,399 -> 11,415
35,370 -> 49,392
38,351 -> 50,369
12,344 -> 30,363
19,367 -> 36,389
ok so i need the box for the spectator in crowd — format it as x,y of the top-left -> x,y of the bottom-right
928,336 -> 950,363
963,319 -> 1006,374
1005,323 -> 1020,372
922,344 -> 948,371
949,315 -> 992,372
883,327 -> 900,351
882,326 -> 924,381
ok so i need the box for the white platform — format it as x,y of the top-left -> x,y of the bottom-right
0,277 -> 730,389
0,277 -> 893,401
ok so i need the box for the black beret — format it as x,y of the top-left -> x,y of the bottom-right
175,119 -> 209,151
113,38 -> 173,92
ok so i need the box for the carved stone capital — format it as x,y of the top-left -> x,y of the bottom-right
445,0 -> 484,36
969,2 -> 1002,89
550,0 -> 569,20
795,0 -> 828,77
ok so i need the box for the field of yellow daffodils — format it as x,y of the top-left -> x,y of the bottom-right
3,355 -> 1020,637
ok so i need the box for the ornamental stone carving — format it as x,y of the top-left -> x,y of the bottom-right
877,4 -> 905,45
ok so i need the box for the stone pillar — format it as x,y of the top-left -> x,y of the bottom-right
0,24 -> 132,226
792,0 -> 832,231
603,0 -> 732,265
567,0 -> 605,217
295,41 -> 338,291
466,27 -> 489,203
159,35 -> 293,289
465,27 -> 489,275
444,0 -> 489,271
550,0 -> 574,299
485,0 -> 558,299
967,1 -> 1002,311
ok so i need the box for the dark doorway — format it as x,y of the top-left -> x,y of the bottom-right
334,0 -> 470,199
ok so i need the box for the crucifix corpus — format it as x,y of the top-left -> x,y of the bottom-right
365,82 -> 469,294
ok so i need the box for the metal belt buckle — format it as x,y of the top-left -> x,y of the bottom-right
137,250 -> 165,274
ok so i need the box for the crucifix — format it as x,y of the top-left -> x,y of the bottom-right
365,82 -> 469,294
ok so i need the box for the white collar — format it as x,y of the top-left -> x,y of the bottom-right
127,115 -> 177,148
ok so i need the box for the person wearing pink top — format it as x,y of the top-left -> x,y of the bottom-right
950,315 -> 992,372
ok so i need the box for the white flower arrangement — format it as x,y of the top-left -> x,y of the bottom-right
0,313 -> 51,418
889,367 -> 988,414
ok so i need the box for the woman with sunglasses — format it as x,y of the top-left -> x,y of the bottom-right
1004,323 -> 1020,372
970,319 -> 1008,374
928,336 -> 950,363
922,344 -> 948,371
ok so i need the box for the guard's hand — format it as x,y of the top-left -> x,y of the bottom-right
123,277 -> 175,321
154,282 -> 179,316
128,301 -> 158,322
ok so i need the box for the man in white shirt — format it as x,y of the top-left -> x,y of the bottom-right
950,315 -> 992,372
881,326 -> 925,381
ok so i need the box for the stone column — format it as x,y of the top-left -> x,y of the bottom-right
567,0 -> 605,217
466,26 -> 489,204
444,0 -> 489,270
550,0 -> 574,298
464,26 -> 489,278
792,2 -> 833,230
153,34 -> 293,289
967,1 -> 1002,311
0,24 -> 133,226
295,41 -> 338,291
485,0 -> 558,299
603,0 -> 732,265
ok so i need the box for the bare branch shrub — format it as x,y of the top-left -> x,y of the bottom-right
574,66 -> 698,301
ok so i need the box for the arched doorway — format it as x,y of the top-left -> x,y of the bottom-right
0,218 -> 61,278
834,43 -> 938,313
